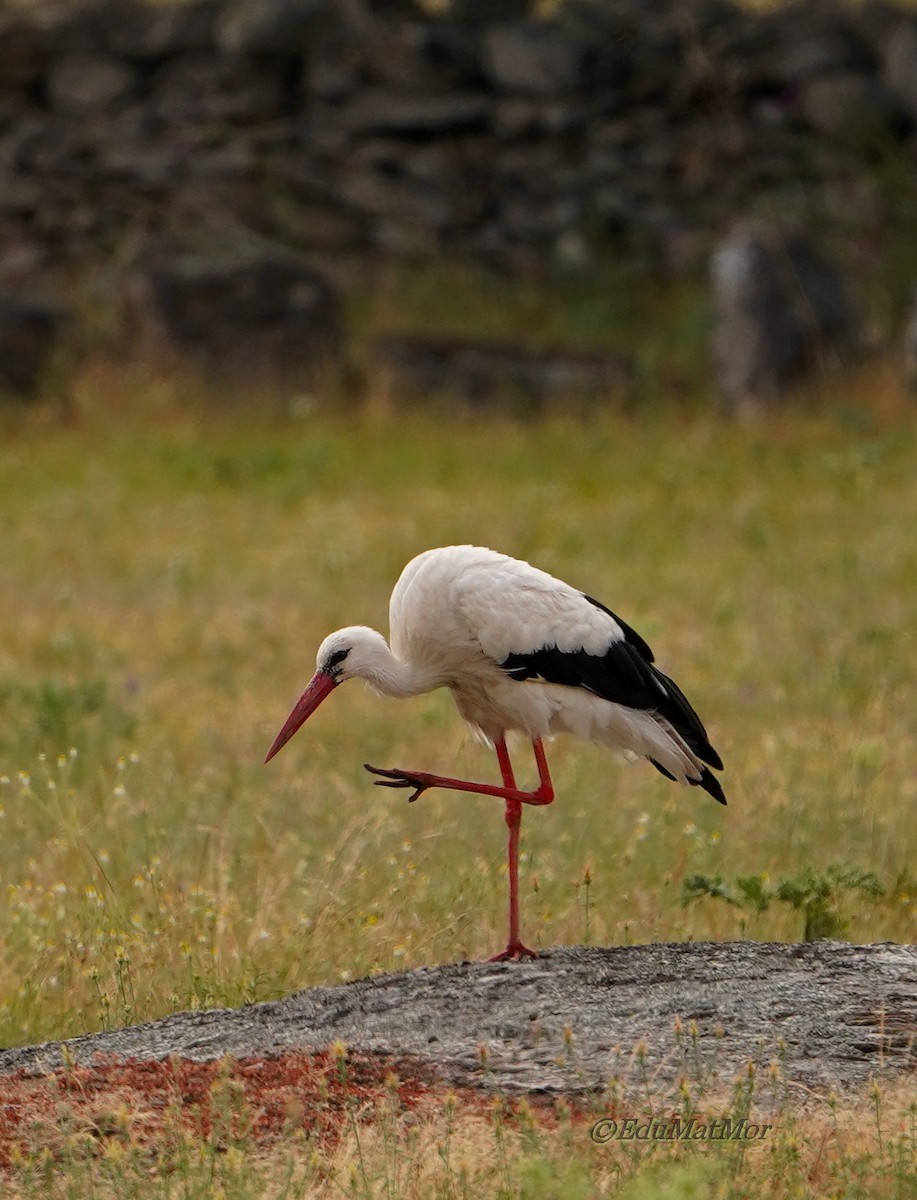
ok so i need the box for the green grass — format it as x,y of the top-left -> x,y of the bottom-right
1,363 -> 914,1052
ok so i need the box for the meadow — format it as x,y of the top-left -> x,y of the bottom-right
0,356 -> 915,1196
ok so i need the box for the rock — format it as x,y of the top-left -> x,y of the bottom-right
273,160 -> 371,247
140,253 -> 342,384
334,88 -> 489,138
882,18 -> 917,125
216,0 -> 336,58
148,55 -> 290,122
799,71 -> 894,140
99,0 -> 221,60
903,284 -> 917,391
374,334 -> 633,408
483,21 -> 585,94
0,292 -> 66,399
0,943 -> 913,1098
449,0 -> 532,25
711,221 -> 863,412
0,0 -> 915,329
0,172 -> 45,218
45,52 -> 138,115
336,140 -> 487,234
0,10 -> 58,91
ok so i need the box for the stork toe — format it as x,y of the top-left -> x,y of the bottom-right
364,764 -> 430,802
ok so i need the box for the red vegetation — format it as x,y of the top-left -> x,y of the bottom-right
0,1048 -> 470,1168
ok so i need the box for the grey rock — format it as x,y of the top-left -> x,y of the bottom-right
0,173 -> 45,217
799,71 -> 894,139
45,52 -> 138,115
0,943 -> 913,1098
149,55 -> 289,122
337,140 -> 487,233
449,0 -> 532,25
139,252 -> 341,383
882,18 -> 917,124
44,0 -> 218,59
483,21 -> 584,94
0,10 -> 58,91
0,0 -> 916,323
334,89 -> 489,138
903,285 -> 917,391
354,19 -> 479,93
0,292 -> 66,399
711,221 -> 863,412
98,141 -> 187,188
100,0 -> 220,60
216,0 -> 335,58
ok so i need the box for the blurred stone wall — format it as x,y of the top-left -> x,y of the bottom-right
2,0 -> 917,284
3,0 -> 917,398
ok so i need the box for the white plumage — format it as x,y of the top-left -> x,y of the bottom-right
266,545 -> 725,960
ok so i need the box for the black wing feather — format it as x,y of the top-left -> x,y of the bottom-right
499,611 -> 725,801
583,593 -> 655,662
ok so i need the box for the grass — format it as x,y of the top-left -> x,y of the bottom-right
0,1051 -> 914,1199
0,359 -> 915,1195
1,359 -> 915,1045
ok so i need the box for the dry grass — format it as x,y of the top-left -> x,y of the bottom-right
0,1050 -> 913,1198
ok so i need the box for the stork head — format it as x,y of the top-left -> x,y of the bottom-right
264,626 -> 389,763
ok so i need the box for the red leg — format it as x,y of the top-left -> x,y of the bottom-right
489,738 -> 538,962
365,738 -> 555,962
364,738 -> 554,807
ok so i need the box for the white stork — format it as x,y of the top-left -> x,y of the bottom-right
266,545 -> 725,961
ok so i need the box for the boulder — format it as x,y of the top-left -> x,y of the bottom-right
0,292 -> 67,399
0,9 -> 58,91
903,284 -> 917,391
711,221 -> 863,412
45,52 -> 138,115
148,54 -> 290,123
799,71 -> 894,140
351,18 -> 480,93
449,0 -> 532,25
100,0 -> 221,61
1,943 -> 913,1098
337,139 -> 487,234
216,0 -> 336,58
140,253 -> 342,384
882,18 -> 917,125
334,88 -> 489,138
483,21 -> 585,94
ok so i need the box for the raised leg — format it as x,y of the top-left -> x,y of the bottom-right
364,737 -> 554,807
365,738 -> 555,962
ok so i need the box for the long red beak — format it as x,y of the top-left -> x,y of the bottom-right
264,670 -> 338,763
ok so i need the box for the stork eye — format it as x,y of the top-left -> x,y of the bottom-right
325,648 -> 350,671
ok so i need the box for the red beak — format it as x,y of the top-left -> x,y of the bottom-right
264,670 -> 338,763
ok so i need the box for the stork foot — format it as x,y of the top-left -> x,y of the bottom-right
364,763 -> 432,803
488,940 -> 539,962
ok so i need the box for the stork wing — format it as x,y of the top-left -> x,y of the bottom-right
453,558 -> 641,663
453,559 -> 722,773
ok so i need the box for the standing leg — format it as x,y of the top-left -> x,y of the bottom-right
365,737 -> 554,961
489,738 -> 535,961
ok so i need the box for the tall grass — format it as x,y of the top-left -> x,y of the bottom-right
1,362 -> 915,1049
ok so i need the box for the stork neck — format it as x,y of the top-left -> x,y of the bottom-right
363,641 -> 441,700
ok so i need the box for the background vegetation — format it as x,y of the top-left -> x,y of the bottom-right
1,342 -> 915,1054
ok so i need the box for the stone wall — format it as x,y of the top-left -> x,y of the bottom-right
2,0 -> 917,393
